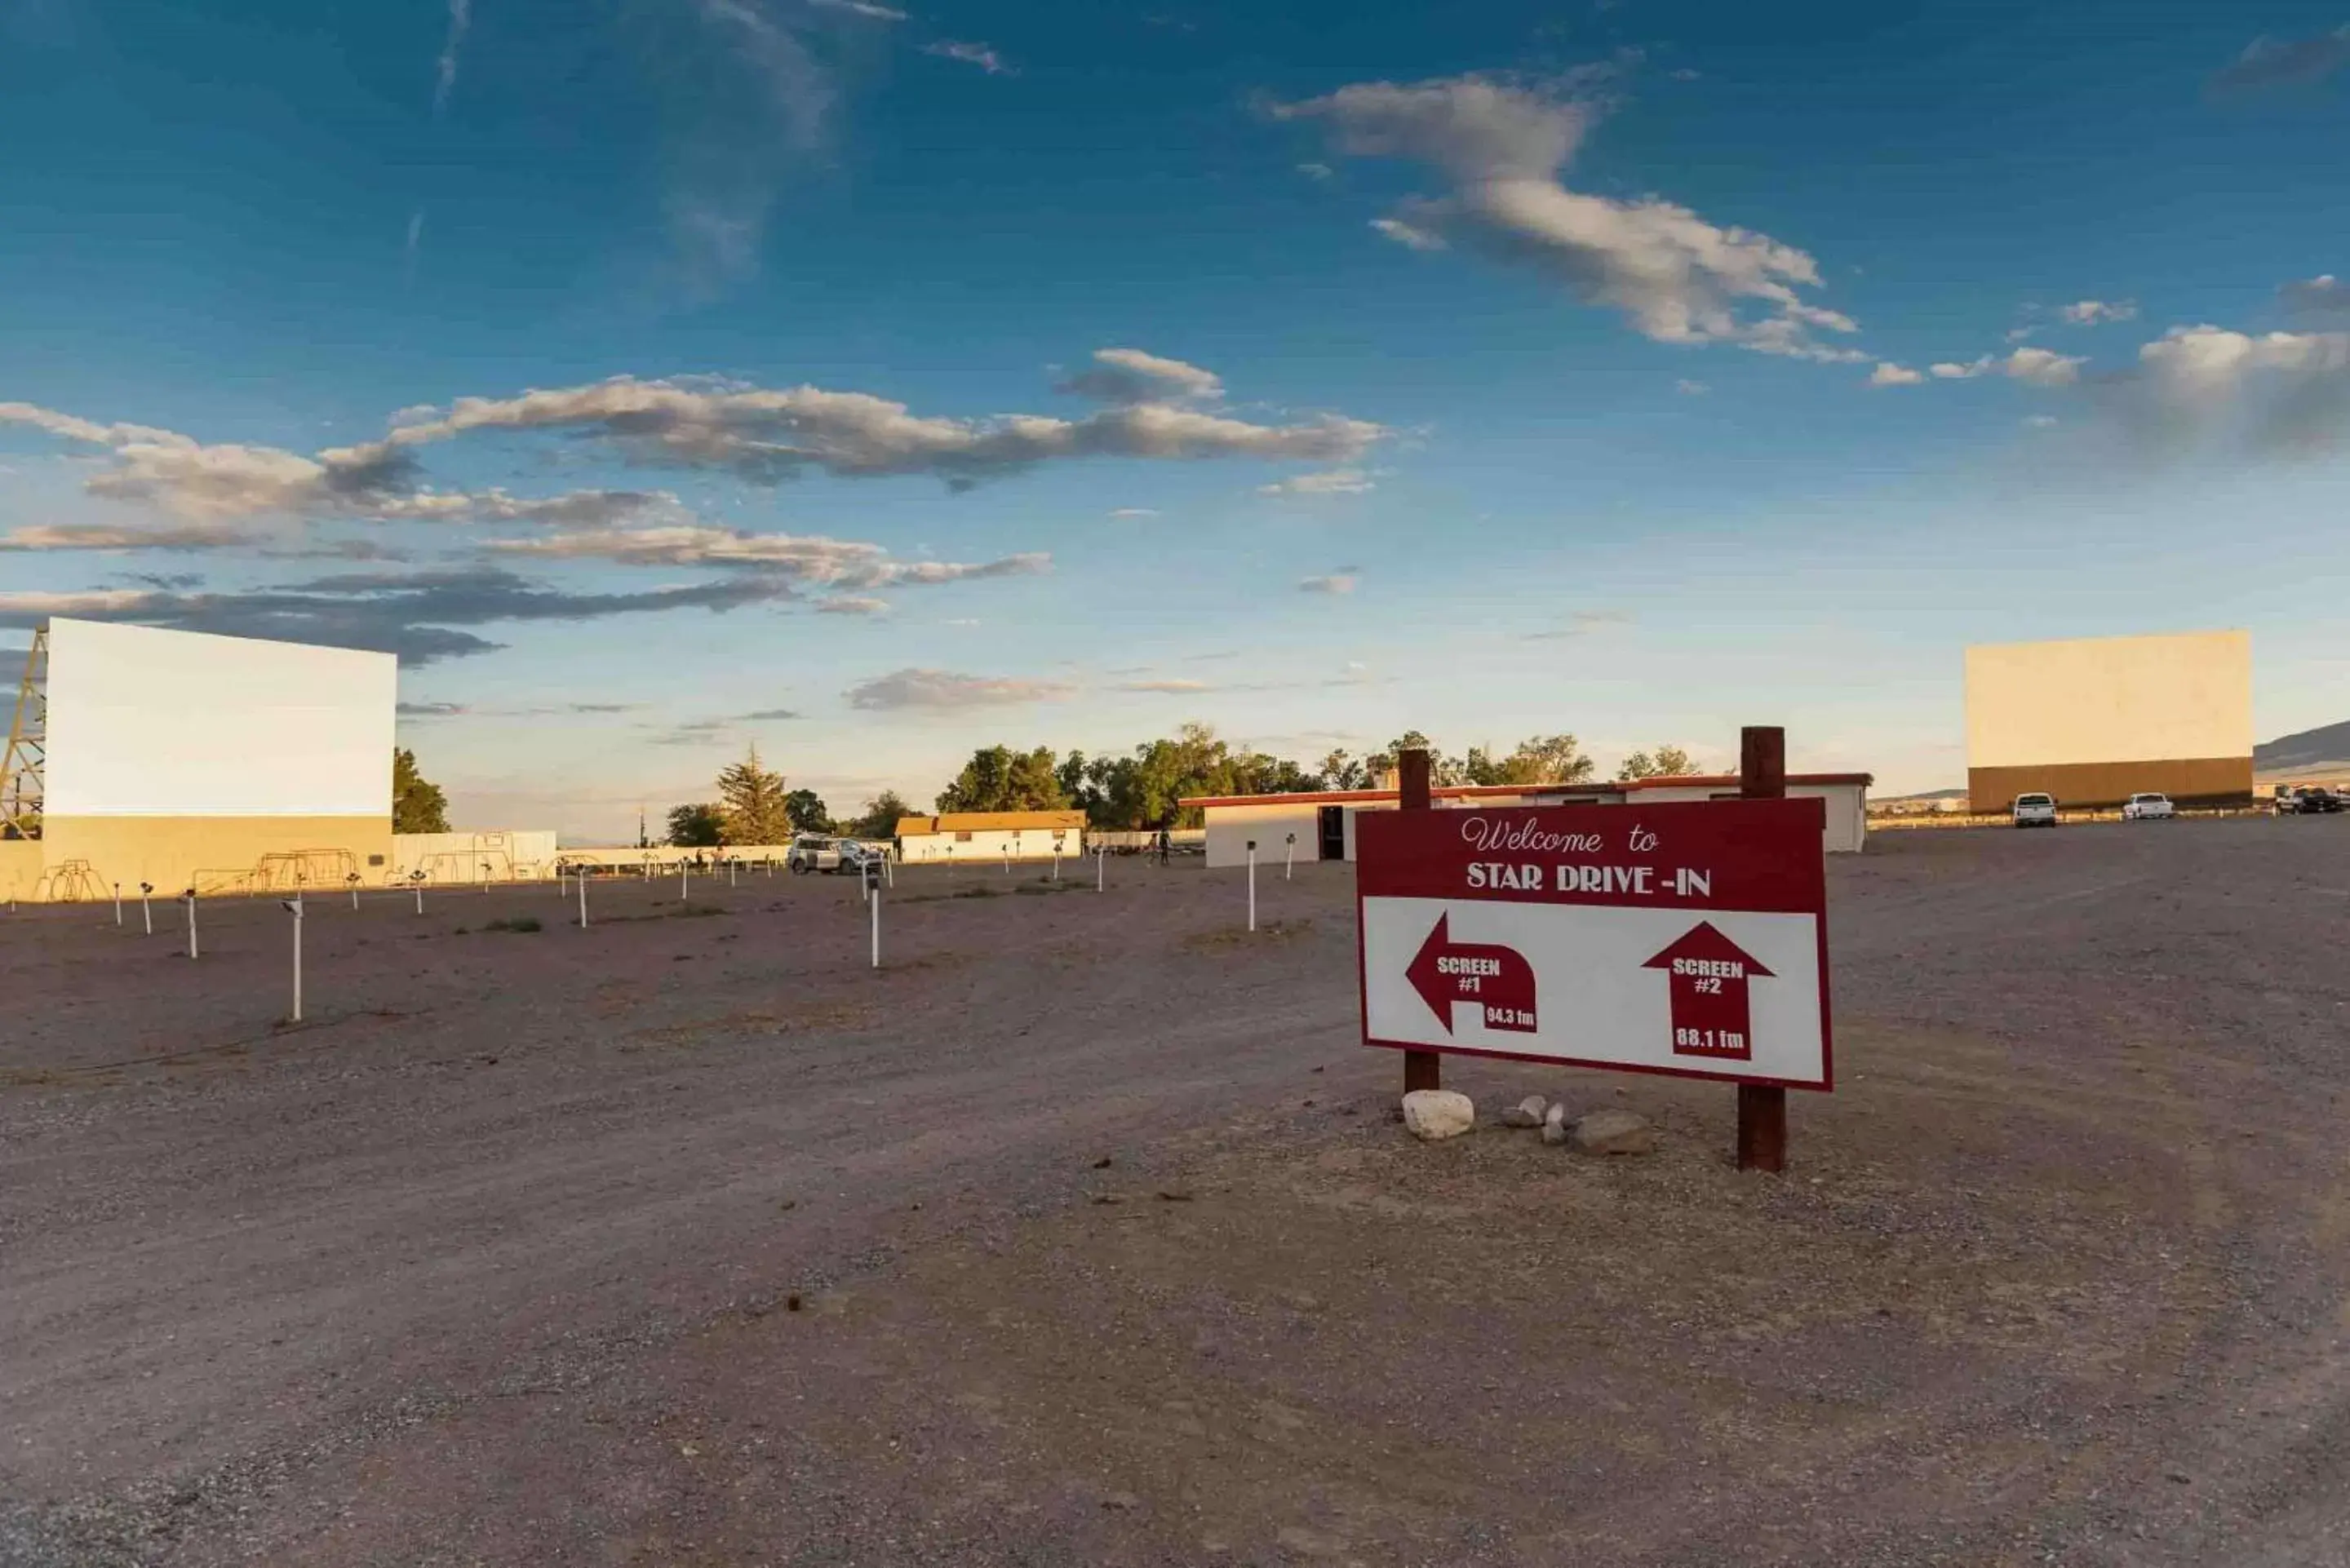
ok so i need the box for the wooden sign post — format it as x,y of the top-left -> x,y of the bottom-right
1736,725 -> 1789,1173
1396,748 -> 1443,1095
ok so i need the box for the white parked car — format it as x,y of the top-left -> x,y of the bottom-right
2122,791 -> 2175,822
2011,792 -> 2058,828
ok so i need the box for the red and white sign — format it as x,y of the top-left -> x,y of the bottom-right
1356,798 -> 1833,1090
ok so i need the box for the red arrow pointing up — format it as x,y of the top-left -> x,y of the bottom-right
1644,920 -> 1771,1061
1407,913 -> 1538,1034
1642,919 -> 1774,976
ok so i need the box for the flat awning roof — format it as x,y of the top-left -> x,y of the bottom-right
1182,774 -> 1872,811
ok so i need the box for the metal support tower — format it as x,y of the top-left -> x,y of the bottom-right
1,626 -> 46,839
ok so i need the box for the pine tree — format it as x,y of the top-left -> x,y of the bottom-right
716,745 -> 792,844
392,748 -> 450,833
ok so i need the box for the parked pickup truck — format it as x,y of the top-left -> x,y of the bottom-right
2011,792 -> 2059,828
2122,791 -> 2175,822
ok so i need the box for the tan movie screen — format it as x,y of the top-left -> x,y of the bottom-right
1964,631 -> 2251,771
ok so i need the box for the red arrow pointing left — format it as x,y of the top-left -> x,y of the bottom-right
1407,913 -> 1538,1034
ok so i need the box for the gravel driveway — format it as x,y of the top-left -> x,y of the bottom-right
4,821 -> 2348,1565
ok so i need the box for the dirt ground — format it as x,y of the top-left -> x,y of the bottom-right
4,820 -> 2350,1566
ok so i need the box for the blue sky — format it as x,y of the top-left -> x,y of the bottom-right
3,0 -> 2348,837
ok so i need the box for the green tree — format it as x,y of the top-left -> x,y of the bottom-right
1317,748 -> 1368,791
1468,733 -> 1594,786
1620,744 -> 1696,781
935,745 -> 1069,813
1102,724 -> 1220,826
783,788 -> 834,835
392,747 -> 450,834
1076,722 -> 1324,828
1055,750 -> 1101,817
1368,731 -> 1467,786
847,789 -> 916,841
667,802 -> 725,846
716,745 -> 792,844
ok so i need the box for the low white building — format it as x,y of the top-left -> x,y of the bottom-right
1183,773 -> 1873,869
895,810 -> 1086,866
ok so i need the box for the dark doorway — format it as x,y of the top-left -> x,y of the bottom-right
1318,805 -> 1346,862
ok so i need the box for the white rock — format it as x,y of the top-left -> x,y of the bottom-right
1572,1108 -> 1656,1156
1400,1090 -> 1476,1141
1499,1094 -> 1549,1128
1540,1109 -> 1569,1146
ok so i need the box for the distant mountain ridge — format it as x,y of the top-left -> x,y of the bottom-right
2257,720 -> 2350,773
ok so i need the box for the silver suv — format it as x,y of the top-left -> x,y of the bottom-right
787,835 -> 845,874
789,836 -> 889,874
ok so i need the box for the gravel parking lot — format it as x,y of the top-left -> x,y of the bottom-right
5,818 -> 2349,1566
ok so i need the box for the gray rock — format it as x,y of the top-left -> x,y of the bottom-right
1499,1094 -> 1549,1128
1400,1089 -> 1476,1141
1573,1108 -> 1656,1155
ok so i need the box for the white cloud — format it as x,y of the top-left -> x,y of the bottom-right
432,0 -> 471,116
1674,379 -> 1709,396
1258,467 -> 1375,496
0,587 -> 160,615
1370,216 -> 1448,252
809,0 -> 907,18
1118,677 -> 1213,693
637,0 -> 838,291
1275,74 -> 1859,361
2005,348 -> 2089,388
2057,299 -> 2137,326
0,566 -> 800,667
2023,414 -> 2058,428
2012,321 -> 2350,457
1868,361 -> 1924,387
815,595 -> 891,615
845,667 -> 1071,710
2281,274 -> 2350,314
924,38 -> 1009,73
0,521 -> 258,552
362,374 -> 1382,484
2210,27 -> 2350,94
0,401 -> 206,449
1297,573 -> 1358,595
0,402 -> 703,531
1297,161 -> 1335,180
7,365 -> 1383,525
1058,347 -> 1224,405
1924,347 -> 2086,388
370,487 -> 687,527
485,525 -> 1049,587
0,400 -> 415,521
1106,507 -> 1160,519
2136,324 -> 2350,401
